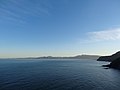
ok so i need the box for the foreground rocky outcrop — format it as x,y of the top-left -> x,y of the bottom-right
109,57 -> 120,69
97,51 -> 120,62
98,51 -> 120,69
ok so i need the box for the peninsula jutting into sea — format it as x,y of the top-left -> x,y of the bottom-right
98,51 -> 120,69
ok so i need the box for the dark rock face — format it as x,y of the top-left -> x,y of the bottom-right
97,51 -> 120,62
98,51 -> 120,69
109,57 -> 120,69
97,56 -> 111,61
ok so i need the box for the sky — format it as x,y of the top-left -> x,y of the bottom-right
0,0 -> 120,58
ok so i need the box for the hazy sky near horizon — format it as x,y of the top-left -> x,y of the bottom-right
0,0 -> 120,58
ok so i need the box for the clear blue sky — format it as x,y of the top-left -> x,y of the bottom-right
0,0 -> 120,58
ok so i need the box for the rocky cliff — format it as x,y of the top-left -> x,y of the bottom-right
97,51 -> 120,62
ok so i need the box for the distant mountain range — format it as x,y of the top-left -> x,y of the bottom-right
19,55 -> 100,60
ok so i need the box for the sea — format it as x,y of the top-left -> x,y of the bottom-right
0,59 -> 120,90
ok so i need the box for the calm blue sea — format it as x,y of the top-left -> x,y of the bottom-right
0,59 -> 120,90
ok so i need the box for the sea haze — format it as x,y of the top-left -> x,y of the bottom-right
0,59 -> 120,90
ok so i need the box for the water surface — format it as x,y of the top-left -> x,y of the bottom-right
0,59 -> 120,90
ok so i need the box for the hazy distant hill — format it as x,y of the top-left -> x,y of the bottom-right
23,55 -> 100,60
97,51 -> 120,62
72,55 -> 100,59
